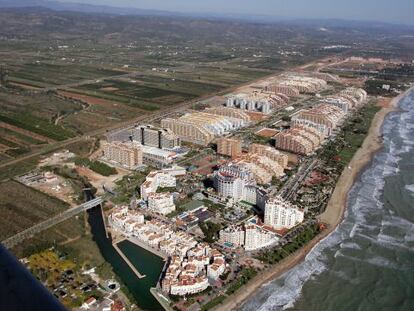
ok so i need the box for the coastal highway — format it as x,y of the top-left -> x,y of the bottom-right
1,197 -> 103,249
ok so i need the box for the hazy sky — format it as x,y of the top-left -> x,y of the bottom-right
58,0 -> 414,25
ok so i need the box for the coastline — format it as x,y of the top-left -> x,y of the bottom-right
213,88 -> 412,311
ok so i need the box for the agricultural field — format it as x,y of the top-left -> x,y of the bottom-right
0,180 -> 69,241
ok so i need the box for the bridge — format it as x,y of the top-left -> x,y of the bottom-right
1,197 -> 103,249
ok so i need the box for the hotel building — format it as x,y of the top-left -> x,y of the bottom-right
213,163 -> 257,204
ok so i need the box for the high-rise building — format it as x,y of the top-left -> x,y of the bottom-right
264,196 -> 304,230
133,125 -> 180,149
226,91 -> 288,114
217,137 -> 242,158
213,163 -> 257,203
102,141 -> 143,169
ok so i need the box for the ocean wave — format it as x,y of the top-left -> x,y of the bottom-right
405,184 -> 414,196
240,90 -> 414,311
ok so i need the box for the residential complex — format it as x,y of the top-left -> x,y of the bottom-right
264,196 -> 304,230
232,153 -> 285,184
102,141 -> 143,169
140,170 -> 176,200
217,137 -> 243,158
265,84 -> 300,97
219,223 -> 278,251
273,125 -> 324,155
277,75 -> 327,94
161,111 -> 248,146
108,206 -> 225,296
147,192 -> 175,215
226,91 -> 288,114
205,107 -> 252,122
249,144 -> 289,168
291,104 -> 345,136
134,125 -> 181,149
106,125 -> 180,150
321,87 -> 368,113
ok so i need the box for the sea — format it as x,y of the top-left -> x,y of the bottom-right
240,89 -> 414,311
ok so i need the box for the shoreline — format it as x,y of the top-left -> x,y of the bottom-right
213,88 -> 413,311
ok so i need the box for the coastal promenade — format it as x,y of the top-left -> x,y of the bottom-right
212,89 -> 413,311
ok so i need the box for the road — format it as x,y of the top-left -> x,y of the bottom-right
276,157 -> 319,199
0,69 -> 281,171
1,197 -> 103,249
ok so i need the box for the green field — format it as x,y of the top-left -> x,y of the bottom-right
0,181 -> 69,241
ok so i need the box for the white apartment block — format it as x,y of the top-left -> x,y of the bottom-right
140,171 -> 176,200
264,196 -> 304,230
147,192 -> 176,215
244,225 -> 277,251
219,223 -> 278,251
213,163 -> 258,204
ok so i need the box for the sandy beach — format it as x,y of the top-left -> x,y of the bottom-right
213,88 -> 413,311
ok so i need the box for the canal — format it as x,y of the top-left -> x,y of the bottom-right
87,205 -> 164,311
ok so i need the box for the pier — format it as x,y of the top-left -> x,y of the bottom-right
113,239 -> 146,279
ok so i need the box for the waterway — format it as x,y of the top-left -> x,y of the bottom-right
240,90 -> 414,311
87,206 -> 164,311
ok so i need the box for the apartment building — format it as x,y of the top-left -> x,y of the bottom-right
292,104 -> 345,136
219,225 -> 245,247
161,117 -> 215,146
217,137 -> 243,158
278,75 -> 327,94
140,171 -> 176,200
249,143 -> 289,168
133,125 -> 180,149
273,125 -> 324,155
265,84 -> 300,97
205,107 -> 251,122
226,91 -> 288,114
147,192 -> 175,215
102,141 -> 143,169
219,223 -> 277,251
161,112 -> 247,146
264,196 -> 304,230
233,153 -> 285,184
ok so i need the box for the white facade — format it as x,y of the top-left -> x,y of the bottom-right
264,196 -> 304,230
214,163 -> 257,204
140,171 -> 176,200
147,192 -> 176,215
